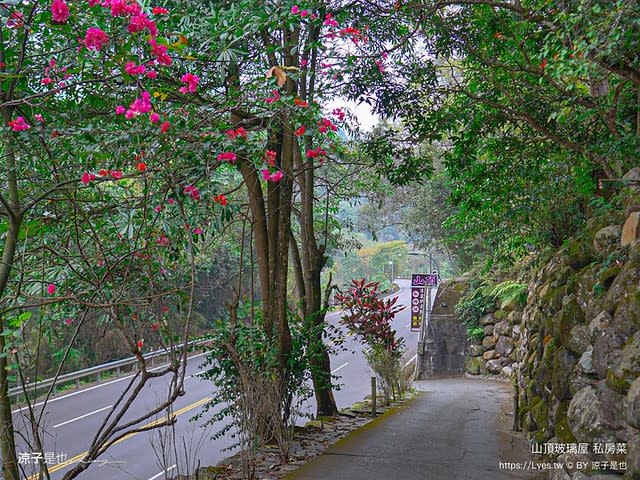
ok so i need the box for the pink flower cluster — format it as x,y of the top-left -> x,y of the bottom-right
41,58 -> 71,88
116,91 -> 152,119
318,118 -> 337,133
149,38 -> 172,65
217,152 -> 237,163
84,27 -> 109,51
179,73 -> 199,93
81,172 -> 96,185
226,127 -> 247,139
306,146 -> 327,159
128,12 -> 158,36
332,108 -> 346,121
324,13 -> 339,27
265,90 -> 281,104
51,0 -> 69,23
291,5 -> 309,17
183,184 -> 201,201
265,150 -> 277,166
8,116 -> 30,131
262,169 -> 284,182
125,61 -> 146,76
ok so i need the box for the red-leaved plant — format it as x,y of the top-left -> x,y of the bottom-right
335,279 -> 405,353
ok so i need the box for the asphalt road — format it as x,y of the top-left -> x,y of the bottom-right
10,278 -> 426,480
288,378 -> 545,480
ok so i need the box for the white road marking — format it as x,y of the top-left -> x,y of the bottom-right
331,362 -> 349,374
404,354 -> 417,367
11,351 -> 209,414
185,370 -> 207,380
52,405 -> 113,428
147,464 -> 177,480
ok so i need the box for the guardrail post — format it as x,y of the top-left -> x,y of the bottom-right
116,366 -> 121,375
371,377 -> 377,418
96,372 -> 100,383
76,378 -> 80,389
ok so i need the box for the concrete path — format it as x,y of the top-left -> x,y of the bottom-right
287,378 -> 545,480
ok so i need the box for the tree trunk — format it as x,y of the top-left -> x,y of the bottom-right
0,106 -> 22,480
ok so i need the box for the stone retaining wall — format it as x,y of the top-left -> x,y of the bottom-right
465,167 -> 640,479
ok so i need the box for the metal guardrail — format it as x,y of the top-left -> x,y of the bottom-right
8,338 -> 211,399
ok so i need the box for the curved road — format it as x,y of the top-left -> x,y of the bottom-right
9,278 -> 424,480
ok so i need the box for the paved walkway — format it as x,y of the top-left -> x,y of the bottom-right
287,377 -> 544,480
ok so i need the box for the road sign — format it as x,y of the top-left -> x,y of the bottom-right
410,287 -> 424,331
411,273 -> 438,287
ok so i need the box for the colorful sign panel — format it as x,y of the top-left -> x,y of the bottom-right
410,286 -> 425,331
411,273 -> 438,287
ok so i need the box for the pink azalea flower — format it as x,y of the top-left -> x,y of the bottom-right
154,205 -> 162,213
35,114 -> 44,123
110,0 -> 127,16
125,91 -> 152,118
265,90 -> 281,104
47,284 -> 56,295
306,146 -> 327,158
81,172 -> 96,185
300,9 -> 309,17
128,13 -> 157,37
262,169 -> 284,182
167,198 -> 175,205
160,120 -> 170,132
156,234 -> 169,246
149,38 -> 172,65
111,170 -> 123,180
146,70 -> 157,79
41,77 -> 53,85
84,28 -> 109,51
125,61 -> 146,76
152,6 -> 169,14
291,5 -> 299,14
179,73 -> 199,93
51,0 -> 69,23
324,13 -> 339,27
8,116 -> 30,131
115,105 -> 126,115
150,112 -> 160,123
65,318 -> 72,325
192,227 -> 203,235
183,185 -> 201,201
217,152 -> 237,163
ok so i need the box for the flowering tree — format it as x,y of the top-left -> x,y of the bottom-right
0,0 -> 239,478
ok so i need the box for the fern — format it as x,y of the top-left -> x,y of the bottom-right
488,280 -> 528,308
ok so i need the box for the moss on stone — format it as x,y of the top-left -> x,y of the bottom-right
567,236 -> 596,269
557,298 -> 585,346
555,401 -> 577,444
606,368 -> 631,394
494,309 -> 508,320
599,264 -> 622,291
530,396 -> 549,435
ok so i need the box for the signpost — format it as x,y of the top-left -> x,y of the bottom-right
412,273 -> 438,378
410,286 -> 424,331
